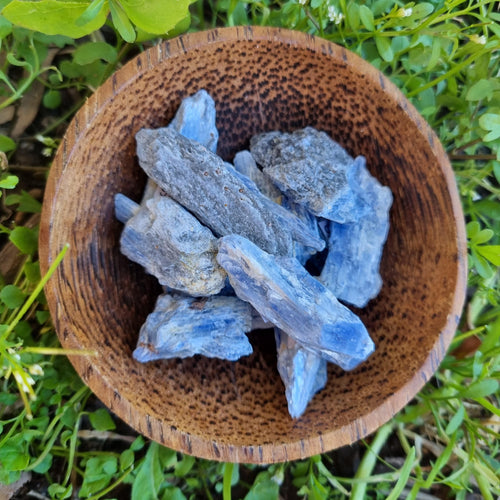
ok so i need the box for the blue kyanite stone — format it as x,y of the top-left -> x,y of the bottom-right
168,89 -> 219,153
320,156 -> 393,307
133,293 -> 253,362
250,127 -> 369,223
135,127 -> 325,256
275,328 -> 327,418
217,234 -> 375,370
118,191 -> 226,296
233,150 -> 282,201
114,193 -> 139,223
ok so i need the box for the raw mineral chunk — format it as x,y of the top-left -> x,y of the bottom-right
114,193 -> 139,223
250,127 -> 368,223
275,328 -> 327,418
217,234 -> 375,370
135,127 -> 325,256
141,89 -> 220,203
119,191 -> 226,296
320,156 -> 393,307
133,293 -> 253,362
233,150 -> 282,201
168,89 -> 219,153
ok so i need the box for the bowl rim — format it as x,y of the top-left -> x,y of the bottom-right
39,26 -> 468,463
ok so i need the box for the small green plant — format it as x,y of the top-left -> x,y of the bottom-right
1,0 -> 195,42
0,0 -> 499,498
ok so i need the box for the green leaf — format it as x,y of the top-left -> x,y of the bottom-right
108,0 -> 135,42
0,442 -> 29,471
2,0 -> 108,38
359,5 -> 374,31
161,487 -> 186,500
386,447 -> 415,500
0,134 -> 16,152
5,190 -> 42,213
445,404 -> 465,435
131,442 -> 163,500
174,454 -> 195,477
476,245 -> 500,266
43,89 -> 61,109
9,226 -> 38,255
120,449 -> 134,471
479,113 -> 500,142
32,452 -> 53,474
119,0 -> 194,35
75,0 -> 106,26
471,228 -> 493,245
244,479 -> 280,500
89,408 -> 116,431
0,174 -> 18,189
346,2 -> 360,31
375,36 -> 393,62
466,79 -> 499,101
73,41 -> 118,65
0,284 -> 26,308
462,379 -> 499,399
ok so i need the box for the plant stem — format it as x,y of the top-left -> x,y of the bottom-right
350,423 -> 393,499
222,462 -> 234,500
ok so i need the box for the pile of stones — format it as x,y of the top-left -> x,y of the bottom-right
115,90 -> 392,418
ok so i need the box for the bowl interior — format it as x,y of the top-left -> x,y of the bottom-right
40,27 -> 466,463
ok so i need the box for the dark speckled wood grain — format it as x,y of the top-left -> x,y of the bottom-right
39,27 -> 467,463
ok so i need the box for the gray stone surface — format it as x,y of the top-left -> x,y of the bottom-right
250,127 -> 368,223
320,156 -> 392,307
119,191 -> 226,296
135,127 -> 325,256
168,89 -> 219,153
275,328 -> 327,418
133,293 -> 253,362
217,234 -> 375,370
233,150 -> 282,201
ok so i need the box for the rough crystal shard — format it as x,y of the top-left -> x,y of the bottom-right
217,234 -> 374,370
275,328 -> 327,418
320,156 -> 393,307
133,293 -> 253,362
135,127 -> 325,256
114,193 -> 139,223
233,150 -> 282,201
141,89 -> 220,204
168,88 -> 219,153
250,127 -> 368,223
119,191 -> 226,296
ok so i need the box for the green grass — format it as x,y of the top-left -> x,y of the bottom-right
1,0 -> 499,498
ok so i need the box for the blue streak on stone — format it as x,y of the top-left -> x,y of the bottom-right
250,127 -> 368,223
133,293 -> 253,362
275,328 -> 327,418
320,156 -> 392,307
114,193 -> 139,223
168,89 -> 219,153
120,191 -> 226,296
233,150 -> 282,201
135,127 -> 325,256
217,234 -> 374,370
281,197 -> 321,265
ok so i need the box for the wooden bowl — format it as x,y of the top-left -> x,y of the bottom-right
40,27 -> 467,463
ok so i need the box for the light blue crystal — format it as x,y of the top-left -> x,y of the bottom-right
275,328 -> 327,418
133,293 -> 253,362
217,234 -> 374,370
250,127 -> 368,223
119,191 -> 226,296
135,127 -> 325,256
114,193 -> 139,223
168,89 -> 219,153
233,150 -> 282,201
320,156 -> 393,307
